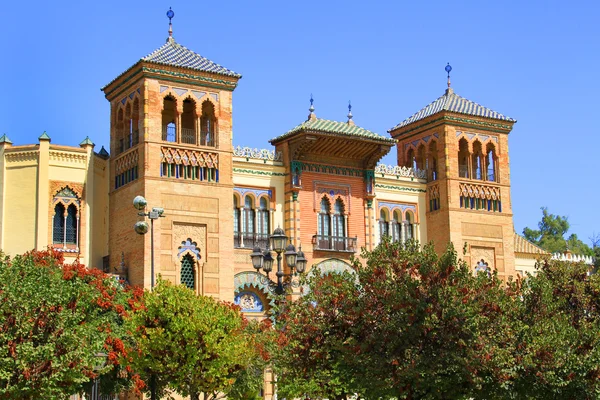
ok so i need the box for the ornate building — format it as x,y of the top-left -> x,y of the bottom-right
0,17 -> 550,325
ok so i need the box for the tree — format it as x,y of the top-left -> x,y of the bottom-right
273,271 -> 363,400
225,319 -> 274,400
523,207 -> 593,256
126,279 -> 255,400
351,240 -> 519,400
512,259 -> 600,398
0,249 -> 141,399
274,240 -> 519,400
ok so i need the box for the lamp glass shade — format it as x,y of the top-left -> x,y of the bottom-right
250,246 -> 263,270
133,195 -> 147,210
134,221 -> 149,235
284,244 -> 297,268
270,227 -> 287,253
262,250 -> 274,273
296,252 -> 307,274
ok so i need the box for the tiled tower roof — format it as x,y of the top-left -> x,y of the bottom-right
390,88 -> 515,131
142,37 -> 241,78
271,117 -> 395,144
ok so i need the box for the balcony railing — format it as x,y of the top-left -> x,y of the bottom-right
234,232 -> 269,249
181,128 -> 196,145
312,235 -> 357,252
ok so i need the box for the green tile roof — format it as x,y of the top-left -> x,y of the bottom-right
39,131 -> 51,141
271,118 -> 395,144
79,136 -> 94,146
390,88 -> 516,131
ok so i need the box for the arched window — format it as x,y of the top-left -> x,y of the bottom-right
405,212 -> 414,241
475,259 -> 490,276
392,210 -> 402,242
51,187 -> 81,251
181,98 -> 197,145
65,204 -> 78,244
200,101 -> 217,147
131,98 -> 140,147
406,148 -> 416,170
472,141 -> 484,180
124,103 -> 132,150
52,203 -> 65,244
180,254 -> 195,290
233,196 -> 241,247
429,141 -> 438,181
162,95 -> 177,142
486,143 -> 497,182
333,199 -> 346,251
458,138 -> 470,178
416,145 -> 426,171
379,209 -> 389,241
243,196 -> 255,248
257,197 -> 270,248
317,197 -> 331,249
116,108 -> 125,154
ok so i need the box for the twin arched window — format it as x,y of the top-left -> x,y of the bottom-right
234,194 -> 270,248
52,201 -> 79,248
116,98 -> 140,154
405,141 -> 439,181
317,197 -> 348,251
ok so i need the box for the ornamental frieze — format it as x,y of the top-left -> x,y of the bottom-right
160,147 -> 218,168
114,149 -> 139,175
459,182 -> 501,200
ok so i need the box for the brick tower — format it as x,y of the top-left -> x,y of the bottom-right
102,13 -> 241,299
389,66 -> 517,279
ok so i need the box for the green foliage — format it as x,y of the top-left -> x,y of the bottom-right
225,319 -> 274,400
126,279 -> 255,400
0,249 -> 137,399
352,240 -> 518,400
273,271 -> 362,400
512,260 -> 600,398
523,207 -> 593,256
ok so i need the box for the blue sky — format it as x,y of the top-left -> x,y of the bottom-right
1,1 -> 598,245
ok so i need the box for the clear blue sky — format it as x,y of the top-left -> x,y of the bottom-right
1,1 -> 598,245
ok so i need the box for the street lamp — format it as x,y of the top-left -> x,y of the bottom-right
133,195 -> 165,290
250,227 -> 307,295
133,195 -> 164,400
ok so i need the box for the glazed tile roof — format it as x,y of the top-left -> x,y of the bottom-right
142,37 -> 241,78
271,117 -> 395,144
514,233 -> 548,255
390,88 -> 516,131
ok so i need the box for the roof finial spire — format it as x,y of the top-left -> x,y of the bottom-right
445,62 -> 452,91
347,101 -> 355,126
308,94 -> 316,121
167,7 -> 175,41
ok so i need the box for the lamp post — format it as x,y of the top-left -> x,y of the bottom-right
250,227 -> 307,295
132,195 -> 164,400
133,195 -> 165,289
89,352 -> 107,400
